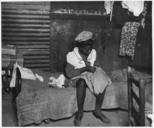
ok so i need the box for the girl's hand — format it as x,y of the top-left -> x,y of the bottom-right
89,66 -> 96,73
85,61 -> 91,66
86,66 -> 96,73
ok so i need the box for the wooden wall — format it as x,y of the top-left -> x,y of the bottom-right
2,2 -> 51,72
2,2 -> 152,73
133,13 -> 152,71
49,18 -> 129,73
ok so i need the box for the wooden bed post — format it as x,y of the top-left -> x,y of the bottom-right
12,67 -> 22,102
139,79 -> 145,126
127,66 -> 134,126
127,56 -> 133,126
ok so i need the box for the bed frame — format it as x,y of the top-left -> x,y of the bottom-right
12,68 -> 22,102
127,66 -> 152,126
13,66 -> 152,126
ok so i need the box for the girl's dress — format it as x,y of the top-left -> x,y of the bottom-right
66,47 -> 112,94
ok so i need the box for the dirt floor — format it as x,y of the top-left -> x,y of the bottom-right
2,91 -> 129,126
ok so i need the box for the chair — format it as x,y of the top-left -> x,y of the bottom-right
127,66 -> 152,126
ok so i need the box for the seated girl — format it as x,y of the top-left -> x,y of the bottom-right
65,31 -> 112,126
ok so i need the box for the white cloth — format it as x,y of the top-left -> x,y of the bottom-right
48,74 -> 65,88
121,1 -> 144,16
67,47 -> 96,69
75,31 -> 93,42
35,73 -> 44,82
10,63 -> 44,87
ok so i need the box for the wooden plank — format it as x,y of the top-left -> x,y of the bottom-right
132,79 -> 140,87
40,69 -> 51,72
132,107 -> 140,126
2,19 -> 50,23
24,55 -> 50,59
34,67 -> 51,70
24,59 -> 50,63
2,13 -> 49,19
16,45 -> 49,49
2,10 -> 50,16
24,63 -> 50,67
2,21 -> 49,25
2,16 -> 50,21
24,67 -> 50,71
2,9 -> 50,15
132,107 -> 139,117
131,90 -> 140,106
139,79 -> 145,126
2,32 -> 50,36
5,41 -> 50,45
50,13 -> 105,21
130,117 -> 136,126
3,28 -> 50,32
2,23 -> 50,28
17,49 -> 50,55
2,37 -> 50,41
2,2 -> 50,10
2,2 -> 50,5
127,75 -> 132,126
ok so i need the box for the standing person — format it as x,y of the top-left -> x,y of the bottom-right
65,31 -> 112,126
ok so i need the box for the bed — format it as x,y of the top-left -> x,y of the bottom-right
13,66 -> 152,126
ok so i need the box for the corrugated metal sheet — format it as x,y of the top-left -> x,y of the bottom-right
2,2 -> 51,72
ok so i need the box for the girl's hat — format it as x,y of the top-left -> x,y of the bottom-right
75,31 -> 93,42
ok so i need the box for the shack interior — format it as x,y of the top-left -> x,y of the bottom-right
2,1 -> 152,127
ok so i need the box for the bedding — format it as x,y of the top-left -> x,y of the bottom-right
16,68 -> 152,126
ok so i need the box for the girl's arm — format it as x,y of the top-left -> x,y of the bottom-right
94,53 -> 101,67
65,63 -> 87,79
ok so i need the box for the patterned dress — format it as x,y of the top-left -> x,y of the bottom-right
119,22 -> 140,59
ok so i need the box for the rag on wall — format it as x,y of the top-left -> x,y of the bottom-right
119,22 -> 140,59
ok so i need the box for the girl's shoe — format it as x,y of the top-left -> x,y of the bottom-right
93,110 -> 110,123
74,112 -> 83,126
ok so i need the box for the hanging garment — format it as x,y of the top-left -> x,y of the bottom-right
104,1 -> 114,21
119,22 -> 140,59
121,1 -> 144,17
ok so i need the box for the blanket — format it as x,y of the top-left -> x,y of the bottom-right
16,79 -> 128,126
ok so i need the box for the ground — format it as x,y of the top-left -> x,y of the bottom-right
2,91 -> 129,126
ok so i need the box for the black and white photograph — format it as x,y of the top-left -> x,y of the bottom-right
1,1 -> 153,126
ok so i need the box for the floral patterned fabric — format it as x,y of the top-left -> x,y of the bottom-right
119,22 -> 140,59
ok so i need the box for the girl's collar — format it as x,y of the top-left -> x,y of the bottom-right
73,47 -> 82,60
73,47 -> 93,61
